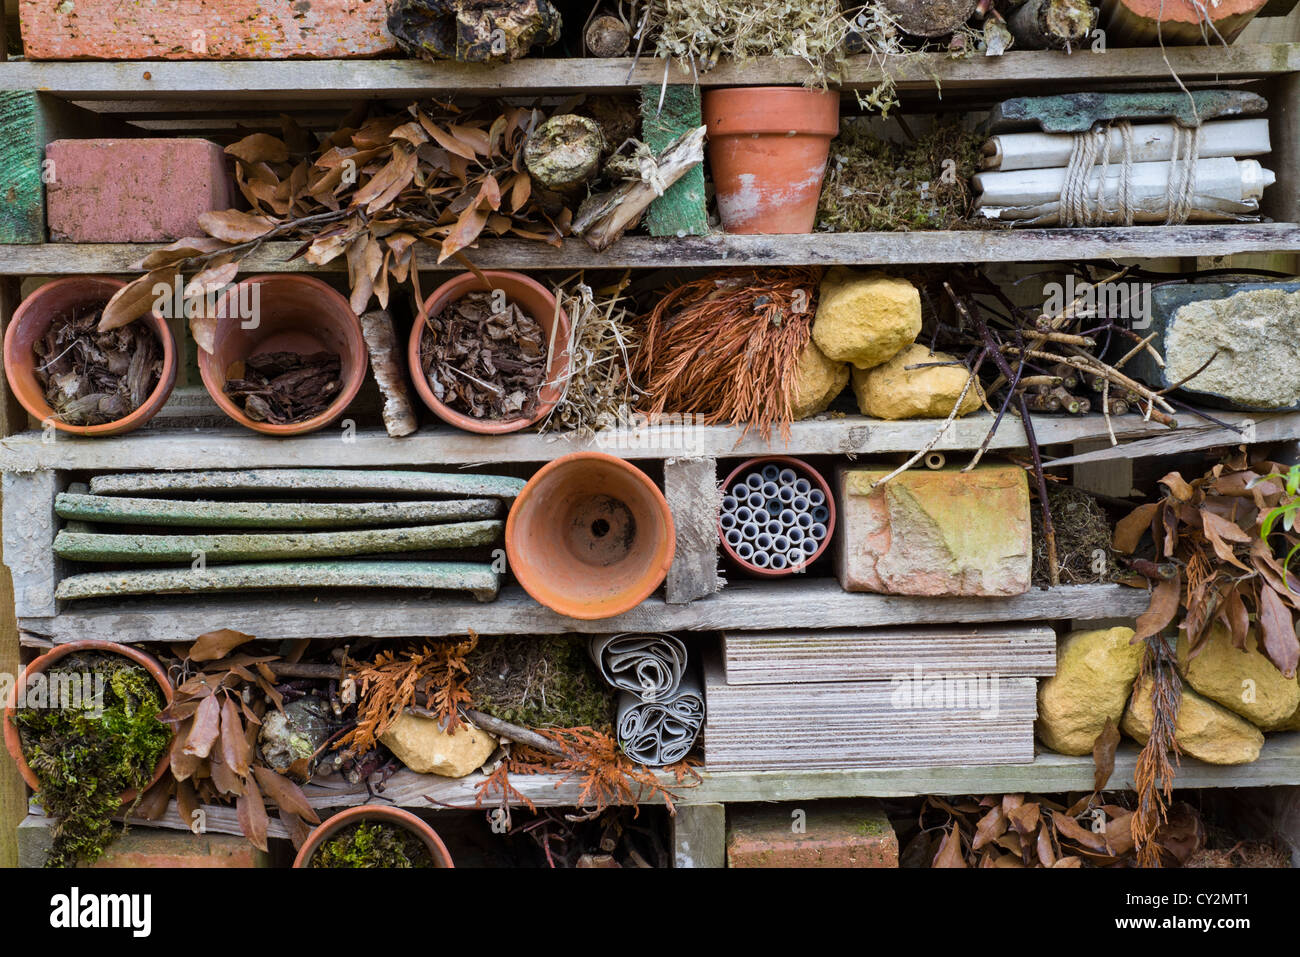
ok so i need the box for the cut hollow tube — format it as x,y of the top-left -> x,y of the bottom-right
736,542 -> 754,560
720,512 -> 737,531
756,533 -> 773,550
746,473 -> 764,490
788,526 -> 805,544
794,478 -> 812,495
812,506 -> 829,523
722,495 -> 738,511
779,508 -> 798,526
801,538 -> 818,555
731,483 -> 748,499
761,464 -> 780,482
735,505 -> 753,523
770,554 -> 788,570
796,512 -> 813,529
752,551 -> 771,568
793,495 -> 810,511
747,492 -> 765,510
773,535 -> 790,552
808,489 -> 825,507
742,522 -> 760,540
777,486 -> 795,504
778,468 -> 797,485
766,520 -> 782,535
725,528 -> 743,545
761,481 -> 779,498
810,523 -> 828,540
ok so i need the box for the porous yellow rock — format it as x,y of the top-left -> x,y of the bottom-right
1267,701 -> 1300,732
791,338 -> 849,419
1122,676 -> 1264,765
378,712 -> 496,778
1036,627 -> 1143,755
811,267 -> 921,370
852,344 -> 984,420
1177,624 -> 1300,728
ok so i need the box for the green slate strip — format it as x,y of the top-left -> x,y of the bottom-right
986,90 -> 1268,134
0,92 -> 45,244
55,493 -> 502,529
88,468 -> 527,501
641,84 -> 709,238
53,520 -> 503,563
54,560 -> 501,602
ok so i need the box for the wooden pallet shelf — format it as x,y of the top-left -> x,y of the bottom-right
2,44 -> 1297,99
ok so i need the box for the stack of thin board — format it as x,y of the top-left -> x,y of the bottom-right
702,625 -> 1057,771
51,468 -> 523,602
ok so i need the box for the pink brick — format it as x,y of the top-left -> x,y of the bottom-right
46,138 -> 236,243
727,801 -> 898,868
88,829 -> 269,868
20,0 -> 395,61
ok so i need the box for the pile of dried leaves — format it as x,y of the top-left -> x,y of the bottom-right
419,290 -> 548,420
33,306 -> 161,425
224,350 -> 341,424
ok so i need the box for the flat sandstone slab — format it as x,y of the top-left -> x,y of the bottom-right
89,468 -> 526,501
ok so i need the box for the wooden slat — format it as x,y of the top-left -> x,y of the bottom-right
664,456 -> 722,604
1,471 -> 59,618
18,579 -> 1149,643
3,224 -> 1300,275
1,45 -> 1296,99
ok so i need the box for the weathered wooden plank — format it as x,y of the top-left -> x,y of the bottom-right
721,624 -> 1057,684
1,45 -> 1296,99
1,410 -> 1288,473
53,520 -> 503,563
54,560 -> 501,602
1046,411 -> 1298,467
642,85 -> 709,238
4,224 -> 1300,275
88,468 -> 526,500
664,457 -> 722,604
23,580 -> 1148,643
671,803 -> 725,868
0,490 -> 26,868
1267,72 -> 1300,225
54,492 -> 501,528
1,471 -> 59,618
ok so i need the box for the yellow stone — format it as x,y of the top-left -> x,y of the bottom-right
1177,624 -> 1300,728
811,267 -> 921,370
1036,627 -> 1143,756
378,711 -> 497,778
852,344 -> 984,420
791,338 -> 850,419
1122,676 -> 1264,765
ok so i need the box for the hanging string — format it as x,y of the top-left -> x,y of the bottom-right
1059,119 -> 1198,226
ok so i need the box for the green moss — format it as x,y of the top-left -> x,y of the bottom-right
311,821 -> 434,868
13,652 -> 171,868
466,636 -> 615,732
858,817 -> 888,837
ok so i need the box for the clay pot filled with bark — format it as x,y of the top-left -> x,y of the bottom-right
409,269 -> 570,434
3,277 -> 177,436
198,274 -> 365,436
703,86 -> 841,234
506,452 -> 675,620
294,805 -> 454,868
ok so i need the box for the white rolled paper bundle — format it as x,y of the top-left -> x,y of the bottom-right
981,118 -> 1271,171
615,676 -> 705,767
589,632 -> 689,700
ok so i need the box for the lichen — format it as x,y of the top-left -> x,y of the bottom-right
13,652 -> 171,868
466,636 -> 615,732
311,821 -> 434,868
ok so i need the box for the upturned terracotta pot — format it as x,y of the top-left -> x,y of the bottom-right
293,805 -> 455,868
198,274 -> 365,436
703,86 -> 841,234
3,640 -> 174,802
506,452 -> 676,620
719,455 -> 836,578
409,269 -> 570,434
3,277 -> 177,436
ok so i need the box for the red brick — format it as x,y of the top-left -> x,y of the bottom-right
45,138 -> 236,243
87,829 -> 270,869
727,800 -> 899,868
19,0 -> 396,61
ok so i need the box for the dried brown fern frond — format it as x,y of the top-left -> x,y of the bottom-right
1131,637 -> 1182,868
633,267 -> 822,441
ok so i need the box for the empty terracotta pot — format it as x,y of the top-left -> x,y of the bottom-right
3,276 -> 177,436
703,86 -> 841,234
506,452 -> 676,620
293,805 -> 455,868
409,269 -> 570,434
198,274 -> 365,436
3,640 -> 173,801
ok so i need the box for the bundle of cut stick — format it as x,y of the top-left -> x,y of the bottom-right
974,117 -> 1274,225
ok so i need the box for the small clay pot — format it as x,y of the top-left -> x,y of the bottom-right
408,269 -> 570,435
506,452 -> 676,620
198,274 -> 366,436
293,805 -> 454,868
2,277 -> 177,436
719,455 -> 836,578
3,640 -> 174,801
703,86 -> 841,234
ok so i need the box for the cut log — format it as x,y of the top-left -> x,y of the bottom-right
881,0 -> 979,36
524,114 -> 604,205
1008,0 -> 1096,49
360,310 -> 418,437
1101,0 -> 1270,45
585,14 -> 631,57
88,468 -> 526,501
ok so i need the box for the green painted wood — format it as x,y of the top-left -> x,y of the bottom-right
54,492 -> 502,528
89,468 -> 527,500
0,92 -> 44,244
53,519 -> 503,563
641,84 -> 709,238
54,560 -> 501,601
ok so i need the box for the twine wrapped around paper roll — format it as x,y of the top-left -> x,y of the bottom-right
615,676 -> 705,767
589,633 -> 689,700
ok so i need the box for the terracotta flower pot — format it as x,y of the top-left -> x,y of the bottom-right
3,640 -> 174,802
198,274 -> 366,436
293,805 -> 454,868
506,452 -> 676,620
2,276 -> 177,437
703,86 -> 841,234
719,456 -> 836,578
408,269 -> 570,435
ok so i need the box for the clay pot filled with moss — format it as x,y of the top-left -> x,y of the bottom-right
2,641 -> 173,867
294,806 -> 454,868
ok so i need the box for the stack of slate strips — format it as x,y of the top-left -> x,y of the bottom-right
51,468 -> 523,602
702,625 -> 1057,771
